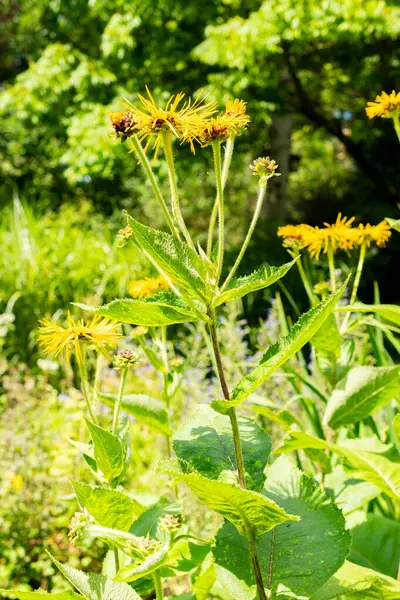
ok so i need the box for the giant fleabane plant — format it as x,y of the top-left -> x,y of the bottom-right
7,89 -> 400,600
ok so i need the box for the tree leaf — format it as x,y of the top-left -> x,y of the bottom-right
310,560 -> 400,600
349,514 -> 400,578
323,365 -> 400,429
212,260 -> 297,307
85,419 -> 126,482
125,214 -> 210,302
49,555 -> 142,600
213,282 -> 347,412
0,592 -> 82,600
99,393 -> 171,435
275,431 -> 400,500
173,404 -> 271,491
338,303 -> 400,326
214,456 -> 350,599
76,292 -> 203,326
158,458 -> 299,537
71,481 -> 135,531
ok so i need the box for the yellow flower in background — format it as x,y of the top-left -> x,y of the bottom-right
301,226 -> 332,260
9,474 -> 23,491
366,90 -> 400,119
277,224 -> 313,241
193,98 -> 250,147
129,275 -> 170,299
356,220 -> 392,247
39,313 -> 122,366
322,214 -> 357,253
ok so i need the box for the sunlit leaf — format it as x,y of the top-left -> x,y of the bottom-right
71,481 -> 135,531
99,393 -> 171,435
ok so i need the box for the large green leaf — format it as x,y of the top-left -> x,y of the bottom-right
85,419 -> 127,482
76,292 -> 203,326
323,365 -> 400,429
324,467 -> 380,516
386,217 -> 400,232
125,214 -> 210,302
158,458 -> 299,537
211,565 -> 255,600
213,283 -> 347,412
173,404 -> 271,491
212,260 -> 297,307
99,393 -> 171,435
338,303 -> 400,327
49,556 -> 142,600
310,560 -> 400,600
312,315 -> 342,359
71,481 -> 135,531
214,456 -> 350,599
275,431 -> 400,500
0,592 -> 82,600
349,514 -> 400,578
130,498 -> 181,538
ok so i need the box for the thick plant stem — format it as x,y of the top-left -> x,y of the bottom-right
221,183 -> 267,292
327,245 -> 337,293
162,132 -> 195,249
77,348 -> 97,424
207,137 -> 235,257
208,313 -> 267,599
340,241 -> 366,333
130,136 -> 176,237
112,368 -> 128,433
392,113 -> 400,144
153,571 -> 164,600
296,255 -> 315,306
212,142 -> 224,281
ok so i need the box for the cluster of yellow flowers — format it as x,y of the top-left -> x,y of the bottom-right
366,90 -> 400,120
110,88 -> 250,156
278,214 -> 391,259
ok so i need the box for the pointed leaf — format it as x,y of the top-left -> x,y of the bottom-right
213,282 -> 347,412
213,260 -> 297,307
211,565 -> 255,600
214,456 -> 350,599
338,303 -> 400,326
173,404 -> 271,491
76,292 -> 203,326
85,419 -> 126,482
349,514 -> 400,578
324,365 -> 400,429
130,498 -> 181,538
312,315 -> 341,358
0,593 -> 82,600
71,481 -> 135,531
158,458 -> 299,537
386,217 -> 400,232
99,393 -> 171,435
126,214 -> 210,302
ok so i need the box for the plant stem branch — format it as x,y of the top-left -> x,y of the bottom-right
340,241 -> 366,333
77,347 -> 98,424
112,368 -> 128,433
162,132 -> 195,249
296,254 -> 315,306
130,136 -> 177,237
153,571 -> 164,600
327,245 -> 337,293
392,113 -> 400,144
212,142 -> 224,281
221,183 -> 267,293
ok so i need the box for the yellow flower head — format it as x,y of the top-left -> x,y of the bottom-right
125,87 -> 217,157
193,98 -> 250,147
225,98 -> 250,130
129,275 -> 170,299
366,90 -> 400,119
301,226 -> 333,260
39,313 -> 122,366
110,111 -> 139,142
277,224 -> 313,241
322,213 -> 357,253
356,220 -> 392,247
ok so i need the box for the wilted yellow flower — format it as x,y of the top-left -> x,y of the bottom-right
356,220 -> 391,247
366,90 -> 400,119
129,275 -> 170,299
110,111 -> 139,142
39,313 -> 122,366
125,87 -> 217,157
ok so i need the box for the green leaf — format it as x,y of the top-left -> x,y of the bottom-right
275,431 -> 400,500
99,393 -> 171,435
158,458 -> 299,537
192,557 -> 217,600
173,404 -> 271,491
71,481 -> 135,531
393,414 -> 400,451
312,314 -> 342,359
324,467 -> 380,516
85,419 -> 126,482
76,292 -> 203,326
338,303 -> 400,326
211,565 -> 255,600
386,217 -> 400,232
49,555 -> 142,600
115,547 -> 169,583
349,514 -> 400,578
214,456 -> 350,599
130,498 -> 181,538
213,259 -> 297,307
323,365 -> 400,429
213,282 -> 347,412
0,592 -> 82,600
160,539 -> 211,576
317,338 -> 355,384
310,560 -> 400,600
125,214 -> 210,302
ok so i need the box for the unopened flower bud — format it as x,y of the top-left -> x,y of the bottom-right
69,511 -> 90,544
113,350 -> 139,370
250,157 -> 280,184
159,514 -> 183,533
313,281 -> 331,297
117,225 -> 134,247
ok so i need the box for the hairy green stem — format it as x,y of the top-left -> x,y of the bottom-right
130,136 -> 176,236
162,132 -> 195,249
207,136 -> 235,257
221,183 -> 267,293
153,571 -> 164,600
112,368 -> 128,433
208,312 -> 267,599
327,245 -> 337,293
212,142 -> 225,281
77,346 -> 98,424
340,241 -> 366,333
296,255 -> 315,306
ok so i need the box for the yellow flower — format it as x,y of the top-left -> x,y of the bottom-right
193,98 -> 250,147
322,213 -> 357,253
39,313 -> 122,366
10,474 -> 23,491
129,275 -> 170,299
125,87 -> 217,157
366,90 -> 400,119
277,224 -> 313,241
301,226 -> 332,260
225,98 -> 250,130
356,220 -> 392,247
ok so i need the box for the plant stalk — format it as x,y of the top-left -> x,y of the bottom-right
392,113 -> 400,144
296,255 -> 315,306
153,571 -> 164,600
340,240 -> 366,333
77,346 -> 98,424
327,244 -> 337,293
130,136 -> 177,237
112,367 -> 128,433
212,142 -> 225,281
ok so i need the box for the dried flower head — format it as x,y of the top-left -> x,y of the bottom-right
250,157 -> 281,184
110,111 -> 139,142
129,275 -> 170,299
113,349 -> 139,370
117,224 -> 134,247
39,313 -> 122,366
366,90 -> 400,119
